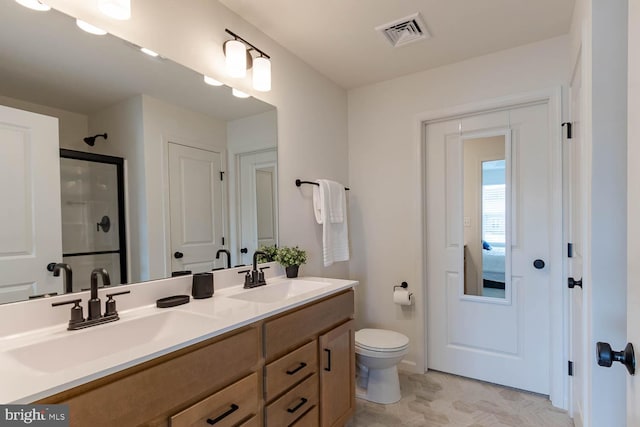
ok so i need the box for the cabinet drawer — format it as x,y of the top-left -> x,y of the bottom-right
238,415 -> 259,427
171,372 -> 258,427
266,373 -> 318,427
43,327 -> 260,427
264,290 -> 353,361
265,340 -> 317,401
291,406 -> 318,427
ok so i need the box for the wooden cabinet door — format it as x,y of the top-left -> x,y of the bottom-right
318,320 -> 355,427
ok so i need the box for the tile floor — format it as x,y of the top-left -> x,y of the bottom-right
346,371 -> 574,427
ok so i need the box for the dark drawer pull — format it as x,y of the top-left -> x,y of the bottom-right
206,404 -> 239,425
324,348 -> 332,372
286,397 -> 308,414
286,362 -> 307,375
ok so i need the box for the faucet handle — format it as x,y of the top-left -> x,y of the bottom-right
258,266 -> 270,283
104,290 -> 130,317
52,298 -> 85,327
238,269 -> 252,287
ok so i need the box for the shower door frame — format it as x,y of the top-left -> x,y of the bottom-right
60,149 -> 127,284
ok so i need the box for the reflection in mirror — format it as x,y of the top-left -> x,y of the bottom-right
463,136 -> 507,299
0,2 -> 277,304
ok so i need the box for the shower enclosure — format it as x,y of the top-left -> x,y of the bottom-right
59,149 -> 126,292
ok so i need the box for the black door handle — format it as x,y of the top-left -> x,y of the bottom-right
596,342 -> 635,375
240,248 -> 248,254
533,259 -> 545,269
174,251 -> 184,259
324,348 -> 332,372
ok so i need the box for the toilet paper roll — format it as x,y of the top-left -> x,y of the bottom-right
393,289 -> 413,306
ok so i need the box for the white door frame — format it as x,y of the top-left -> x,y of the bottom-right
417,87 -> 566,408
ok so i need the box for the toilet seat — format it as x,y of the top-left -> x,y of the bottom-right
355,328 -> 409,352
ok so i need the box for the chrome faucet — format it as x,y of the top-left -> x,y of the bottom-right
89,268 -> 111,320
216,249 -> 231,269
51,263 -> 73,293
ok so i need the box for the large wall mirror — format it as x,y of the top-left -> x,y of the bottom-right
462,134 -> 510,300
0,2 -> 278,303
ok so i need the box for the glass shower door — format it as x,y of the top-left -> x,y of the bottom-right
59,150 -> 126,292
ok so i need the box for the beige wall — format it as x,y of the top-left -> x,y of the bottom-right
45,0 -> 349,279
348,36 -> 569,373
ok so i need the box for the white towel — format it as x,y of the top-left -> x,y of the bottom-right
313,179 -> 349,266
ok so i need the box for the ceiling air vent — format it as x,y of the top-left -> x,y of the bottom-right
376,12 -> 430,48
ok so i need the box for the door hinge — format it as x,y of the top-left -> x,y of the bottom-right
567,243 -> 573,258
221,237 -> 225,246
568,277 -> 583,289
220,171 -> 225,181
562,122 -> 572,139
568,361 -> 574,376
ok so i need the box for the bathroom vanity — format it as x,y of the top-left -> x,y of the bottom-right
0,273 -> 356,427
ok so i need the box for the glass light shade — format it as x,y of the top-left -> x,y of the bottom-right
99,0 -> 131,20
252,56 -> 271,92
225,40 -> 247,78
15,0 -> 50,11
140,47 -> 159,57
204,76 -> 223,86
76,19 -> 107,36
232,88 -> 250,98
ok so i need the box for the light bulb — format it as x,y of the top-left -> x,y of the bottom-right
76,19 -> 107,36
252,56 -> 271,92
99,0 -> 131,20
204,76 -> 223,86
232,88 -> 250,98
15,0 -> 50,11
225,40 -> 246,78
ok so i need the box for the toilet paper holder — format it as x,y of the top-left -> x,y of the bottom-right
393,282 -> 413,298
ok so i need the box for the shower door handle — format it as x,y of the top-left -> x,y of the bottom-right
96,215 -> 111,232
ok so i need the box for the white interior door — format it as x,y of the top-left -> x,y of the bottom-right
0,105 -> 61,303
168,143 -> 223,274
426,103 -> 552,394
237,149 -> 278,265
568,56 -> 587,424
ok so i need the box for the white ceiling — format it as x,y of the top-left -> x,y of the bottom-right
0,2 -> 273,120
220,0 -> 575,89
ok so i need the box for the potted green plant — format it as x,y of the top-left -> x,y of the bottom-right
256,245 -> 278,263
275,246 -> 307,278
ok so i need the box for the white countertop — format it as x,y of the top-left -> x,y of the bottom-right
0,275 -> 357,403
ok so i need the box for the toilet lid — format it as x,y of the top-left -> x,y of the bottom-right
355,329 -> 409,352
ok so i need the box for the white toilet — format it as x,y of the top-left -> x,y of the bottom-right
355,328 -> 410,404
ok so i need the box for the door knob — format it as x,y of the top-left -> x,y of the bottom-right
596,342 -> 635,375
533,259 -> 545,269
174,251 -> 184,259
240,248 -> 248,254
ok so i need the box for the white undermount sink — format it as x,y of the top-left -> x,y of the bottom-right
225,279 -> 331,303
7,310 -> 217,373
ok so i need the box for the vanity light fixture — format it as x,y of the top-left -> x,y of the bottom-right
232,88 -> 250,99
140,47 -> 159,57
224,38 -> 248,78
223,29 -> 271,92
252,55 -> 271,92
204,75 -> 224,86
15,0 -> 50,11
99,0 -> 131,20
76,19 -> 107,36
